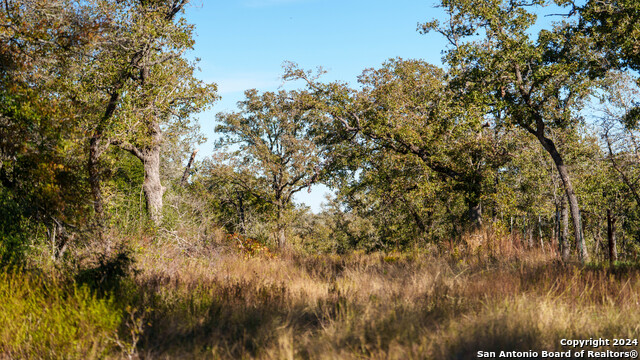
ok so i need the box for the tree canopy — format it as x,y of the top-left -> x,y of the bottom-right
2,0 -> 640,264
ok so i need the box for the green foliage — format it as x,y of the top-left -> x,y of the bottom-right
78,0 -> 218,149
0,6 -> 91,259
577,0 -> 640,73
102,148 -> 149,230
215,89 -> 325,247
193,157 -> 271,237
284,57 -> 515,249
622,107 -> 640,130
0,0 -> 217,258
0,192 -> 34,266
0,271 -> 122,359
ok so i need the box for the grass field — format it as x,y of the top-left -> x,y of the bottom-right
1,231 -> 639,359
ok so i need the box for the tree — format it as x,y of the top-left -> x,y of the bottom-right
286,58 -> 511,228
193,154 -> 266,237
215,89 -> 324,248
0,0 -> 97,260
595,73 -> 640,261
80,0 -> 217,227
421,0 -> 605,261
0,0 -> 215,263
332,147 -> 468,249
598,73 -> 640,206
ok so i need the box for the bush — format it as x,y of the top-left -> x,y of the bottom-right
0,192 -> 33,266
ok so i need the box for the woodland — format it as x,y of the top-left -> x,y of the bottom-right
1,0 -> 640,358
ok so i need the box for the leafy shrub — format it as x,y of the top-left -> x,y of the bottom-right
0,192 -> 33,266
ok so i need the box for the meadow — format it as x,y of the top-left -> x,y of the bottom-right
2,229 -> 639,359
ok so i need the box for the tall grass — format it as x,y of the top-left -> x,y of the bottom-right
0,271 -> 123,359
1,230 -> 639,359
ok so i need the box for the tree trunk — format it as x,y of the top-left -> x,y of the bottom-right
536,134 -> 588,262
116,123 -> 165,226
552,207 -> 558,250
468,201 -> 482,229
277,226 -> 286,249
89,135 -> 106,229
538,215 -> 543,251
465,178 -> 483,228
522,215 -> 527,248
235,190 -> 246,234
180,149 -> 199,186
48,217 -> 72,261
560,196 -> 570,261
607,209 -> 618,265
141,145 -> 165,225
275,202 -> 287,249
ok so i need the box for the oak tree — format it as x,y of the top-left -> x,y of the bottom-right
216,89 -> 324,248
421,0 -> 606,261
286,58 -> 511,229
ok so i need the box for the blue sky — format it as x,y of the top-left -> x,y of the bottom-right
183,0 -> 450,211
185,0 -> 446,96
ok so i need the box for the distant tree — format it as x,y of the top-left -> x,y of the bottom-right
286,58 -> 511,229
193,155 -> 266,236
215,89 -> 324,248
569,1 -> 640,260
333,148 -> 468,249
596,73 -> 640,261
598,73 -> 640,206
421,0 -> 606,261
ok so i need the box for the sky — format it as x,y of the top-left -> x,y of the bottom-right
182,0 -> 450,212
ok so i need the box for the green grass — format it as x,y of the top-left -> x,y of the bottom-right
0,271 -> 124,359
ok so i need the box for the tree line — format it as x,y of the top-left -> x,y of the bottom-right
1,0 -> 639,264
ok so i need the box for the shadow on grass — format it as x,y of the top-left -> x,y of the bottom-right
111,254 -> 640,359
131,274 -> 477,358
134,276 -> 300,358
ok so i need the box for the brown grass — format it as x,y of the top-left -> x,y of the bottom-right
120,230 -> 640,359
2,229 -> 639,359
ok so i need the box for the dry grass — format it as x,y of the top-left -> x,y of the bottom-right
123,231 -> 640,359
2,229 -> 639,359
